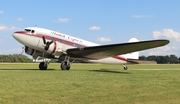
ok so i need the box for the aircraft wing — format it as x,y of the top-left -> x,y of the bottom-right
66,39 -> 169,60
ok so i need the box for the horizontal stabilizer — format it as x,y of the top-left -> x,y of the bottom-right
127,59 -> 157,64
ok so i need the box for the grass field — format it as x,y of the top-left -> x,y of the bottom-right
0,63 -> 180,104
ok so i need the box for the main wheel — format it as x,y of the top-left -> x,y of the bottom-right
61,61 -> 70,70
39,62 -> 47,70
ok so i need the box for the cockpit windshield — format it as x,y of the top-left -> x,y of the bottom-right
24,29 -> 35,33
24,29 -> 31,32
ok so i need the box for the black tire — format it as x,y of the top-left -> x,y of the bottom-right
39,62 -> 47,70
61,61 -> 70,70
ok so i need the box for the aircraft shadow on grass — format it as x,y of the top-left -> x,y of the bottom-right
0,69 -> 55,71
0,69 -> 129,74
89,69 -> 131,74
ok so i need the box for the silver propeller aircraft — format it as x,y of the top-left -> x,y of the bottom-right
12,27 -> 169,70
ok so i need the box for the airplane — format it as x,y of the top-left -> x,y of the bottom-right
12,27 -> 169,70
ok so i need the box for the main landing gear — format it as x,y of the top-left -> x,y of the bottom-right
60,56 -> 72,70
38,56 -> 73,70
61,61 -> 70,70
39,61 -> 48,70
38,60 -> 71,70
39,61 -> 71,70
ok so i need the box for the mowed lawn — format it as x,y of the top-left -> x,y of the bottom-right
0,63 -> 180,104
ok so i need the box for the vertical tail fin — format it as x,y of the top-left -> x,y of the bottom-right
121,38 -> 139,59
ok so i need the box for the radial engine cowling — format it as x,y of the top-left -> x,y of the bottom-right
42,36 -> 58,54
43,41 -> 65,57
25,46 -> 42,59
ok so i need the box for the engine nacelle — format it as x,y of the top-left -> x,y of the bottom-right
25,41 -> 67,59
45,41 -> 66,58
45,41 -> 57,54
25,46 -> 43,59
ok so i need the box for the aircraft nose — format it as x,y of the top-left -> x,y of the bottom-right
12,32 -> 20,41
12,31 -> 26,43
12,32 -> 17,39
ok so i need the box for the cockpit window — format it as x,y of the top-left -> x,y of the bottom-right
24,29 -> 31,32
24,29 -> 35,33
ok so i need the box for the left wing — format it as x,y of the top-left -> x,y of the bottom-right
66,39 -> 169,60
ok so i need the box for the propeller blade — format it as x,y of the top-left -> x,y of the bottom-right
42,36 -> 46,44
44,41 -> 54,51
42,36 -> 54,51
48,41 -> 53,45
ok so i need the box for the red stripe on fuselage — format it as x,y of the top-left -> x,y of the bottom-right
112,56 -> 127,62
14,31 -> 85,48
112,56 -> 140,64
14,31 -> 27,34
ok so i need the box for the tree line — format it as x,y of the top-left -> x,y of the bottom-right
0,54 -> 32,63
0,54 -> 180,64
139,54 -> 180,64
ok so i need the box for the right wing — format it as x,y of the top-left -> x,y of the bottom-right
66,39 -> 169,60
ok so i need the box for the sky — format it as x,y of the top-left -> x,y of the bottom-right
0,0 -> 180,57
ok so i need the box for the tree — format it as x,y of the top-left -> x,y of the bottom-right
0,54 -> 32,63
139,54 -> 180,64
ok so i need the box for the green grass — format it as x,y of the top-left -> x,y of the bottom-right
0,63 -> 180,104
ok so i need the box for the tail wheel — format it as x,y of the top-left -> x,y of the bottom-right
61,61 -> 70,70
123,66 -> 128,70
39,62 -> 48,70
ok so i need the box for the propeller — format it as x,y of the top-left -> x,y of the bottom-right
42,36 -> 53,51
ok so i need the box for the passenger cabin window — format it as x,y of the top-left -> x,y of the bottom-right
73,43 -> 77,47
66,41 -> 70,45
31,30 -> 35,33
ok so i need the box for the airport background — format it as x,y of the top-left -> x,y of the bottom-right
0,54 -> 179,64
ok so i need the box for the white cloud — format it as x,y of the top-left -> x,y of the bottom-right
0,11 -> 4,14
97,37 -> 112,43
0,25 -> 22,31
153,29 -> 180,42
53,18 -> 71,23
147,46 -> 171,55
141,29 -> 180,57
0,25 -> 8,31
132,15 -> 155,18
89,26 -> 100,30
17,18 -> 24,22
9,26 -> 22,31
140,45 -> 172,56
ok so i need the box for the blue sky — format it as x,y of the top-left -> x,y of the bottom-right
0,0 -> 180,57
